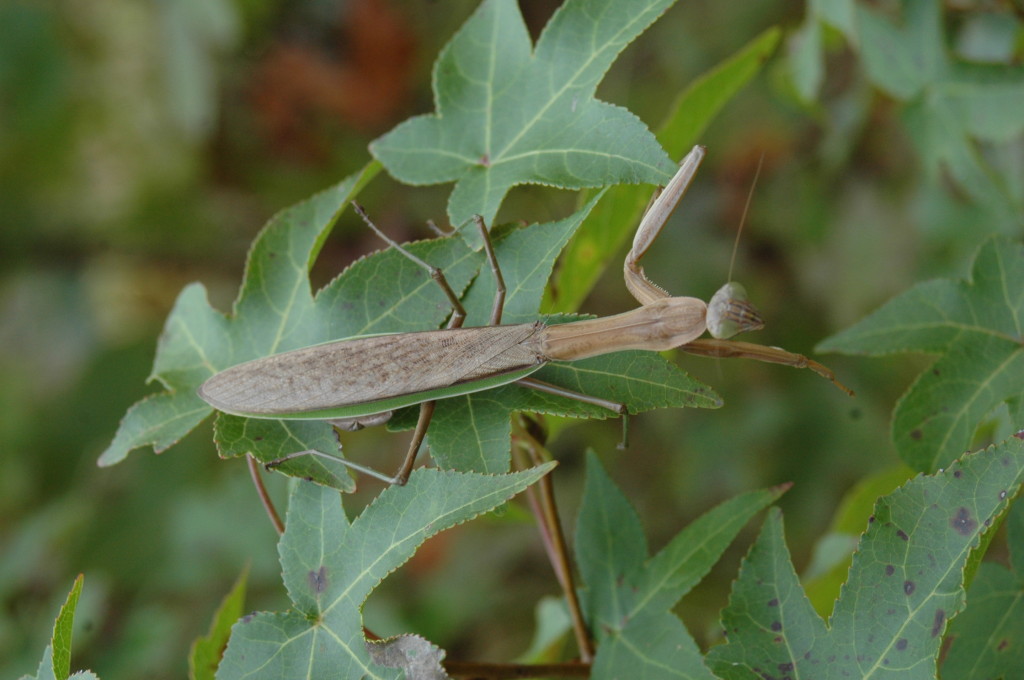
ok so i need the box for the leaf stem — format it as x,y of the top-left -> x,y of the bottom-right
513,416 -> 594,663
444,660 -> 590,678
247,455 -> 284,534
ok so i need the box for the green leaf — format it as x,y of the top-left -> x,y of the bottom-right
548,27 -> 781,313
796,0 -> 1024,222
856,0 -> 943,99
366,635 -> 447,679
50,574 -> 82,680
215,464 -> 553,680
100,164 -> 385,478
656,27 -> 781,160
100,163 -> 498,489
421,197 -> 720,475
370,0 -> 680,230
813,0 -> 856,37
802,465 -> 915,617
214,416 -> 354,492
518,597 -> 572,662
706,435 -> 1024,680
941,494 -> 1024,677
574,453 -> 784,679
942,562 -> 1024,676
19,575 -> 98,680
189,568 -> 248,680
819,235 -> 1024,472
429,348 -> 719,475
463,197 -> 603,327
787,17 -> 823,104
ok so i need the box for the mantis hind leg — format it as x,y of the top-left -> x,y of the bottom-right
515,377 -> 630,449
324,207 -> 509,484
353,202 -> 469,328
390,216 -> 506,483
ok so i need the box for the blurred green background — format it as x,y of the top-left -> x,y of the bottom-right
2,1 -> 1021,677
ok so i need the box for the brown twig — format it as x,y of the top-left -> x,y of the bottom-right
247,454 -> 284,534
444,660 -> 590,678
513,416 -> 594,663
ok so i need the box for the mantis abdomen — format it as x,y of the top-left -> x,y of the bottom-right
198,296 -> 714,420
199,322 -> 549,419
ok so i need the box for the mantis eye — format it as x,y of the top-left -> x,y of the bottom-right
707,282 -> 765,339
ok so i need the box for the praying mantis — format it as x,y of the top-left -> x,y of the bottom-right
198,145 -> 853,485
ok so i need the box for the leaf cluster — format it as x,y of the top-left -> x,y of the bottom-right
23,1 -> 1024,679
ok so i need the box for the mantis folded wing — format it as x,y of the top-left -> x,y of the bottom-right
198,145 -> 852,485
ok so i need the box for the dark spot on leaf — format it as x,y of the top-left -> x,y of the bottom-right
768,598 -> 779,607
932,368 -> 940,375
896,638 -> 908,651
932,609 -> 945,636
774,636 -> 783,643
778,662 -> 794,672
828,655 -> 835,662
804,652 -> 812,660
897,529 -> 909,541
771,621 -> 782,632
849,407 -> 862,419
883,658 -> 890,665
886,609 -> 895,615
308,565 -> 328,594
885,565 -> 895,576
950,507 -> 976,535
904,580 -> 915,595
479,154 -> 490,167
241,613 -> 256,623
910,429 -> 922,440
868,515 -> 875,523
953,470 -> 961,478
254,436 -> 263,442
997,639 -> 1008,651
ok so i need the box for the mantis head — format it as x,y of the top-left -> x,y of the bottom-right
706,282 -> 765,339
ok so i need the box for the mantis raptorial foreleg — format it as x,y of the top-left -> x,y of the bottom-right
620,145 -> 854,395
681,339 -> 852,393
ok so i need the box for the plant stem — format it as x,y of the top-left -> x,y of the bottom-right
247,454 -> 284,534
444,660 -> 590,678
513,416 -> 594,663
